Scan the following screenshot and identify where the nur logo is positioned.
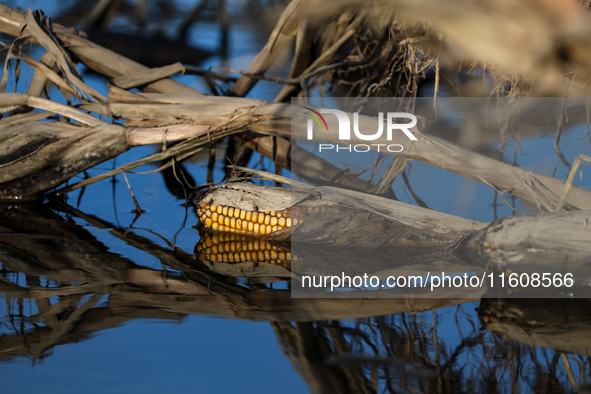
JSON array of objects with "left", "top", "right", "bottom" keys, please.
[{"left": 302, "top": 107, "right": 418, "bottom": 153}]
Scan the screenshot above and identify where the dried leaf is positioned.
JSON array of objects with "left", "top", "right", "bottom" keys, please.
[{"left": 24, "top": 9, "right": 106, "bottom": 103}]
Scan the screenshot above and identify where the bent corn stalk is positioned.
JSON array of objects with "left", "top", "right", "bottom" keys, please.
[{"left": 75, "top": 94, "right": 591, "bottom": 210}]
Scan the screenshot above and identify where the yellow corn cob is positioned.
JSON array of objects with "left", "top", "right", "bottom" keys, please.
[{"left": 196, "top": 202, "right": 299, "bottom": 236}]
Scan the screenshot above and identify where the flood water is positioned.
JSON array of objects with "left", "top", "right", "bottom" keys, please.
[{"left": 1, "top": 1, "right": 591, "bottom": 393}]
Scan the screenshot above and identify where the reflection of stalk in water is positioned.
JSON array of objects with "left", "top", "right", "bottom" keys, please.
[
  {"left": 0, "top": 202, "right": 471, "bottom": 361},
  {"left": 1, "top": 203, "right": 591, "bottom": 391},
  {"left": 273, "top": 303, "right": 591, "bottom": 393}
]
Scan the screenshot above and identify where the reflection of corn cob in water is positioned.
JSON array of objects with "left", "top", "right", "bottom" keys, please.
[
  {"left": 196, "top": 201, "right": 299, "bottom": 236},
  {"left": 195, "top": 233, "right": 292, "bottom": 267}
]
